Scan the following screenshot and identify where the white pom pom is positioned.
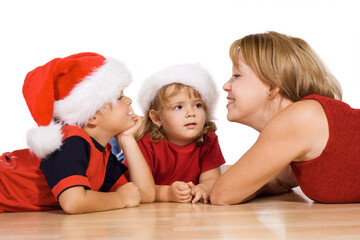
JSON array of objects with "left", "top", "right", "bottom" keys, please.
[{"left": 26, "top": 123, "right": 63, "bottom": 159}]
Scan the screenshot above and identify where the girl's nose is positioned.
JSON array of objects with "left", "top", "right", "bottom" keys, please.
[{"left": 186, "top": 108, "right": 195, "bottom": 117}]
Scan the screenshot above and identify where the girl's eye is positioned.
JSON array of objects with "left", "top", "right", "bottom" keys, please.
[
  {"left": 195, "top": 103, "right": 203, "bottom": 108},
  {"left": 174, "top": 105, "right": 182, "bottom": 110}
]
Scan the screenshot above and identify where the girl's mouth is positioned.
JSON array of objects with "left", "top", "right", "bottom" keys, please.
[{"left": 185, "top": 122, "right": 197, "bottom": 127}]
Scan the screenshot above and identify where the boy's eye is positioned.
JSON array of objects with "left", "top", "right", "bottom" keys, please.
[{"left": 174, "top": 105, "right": 182, "bottom": 110}]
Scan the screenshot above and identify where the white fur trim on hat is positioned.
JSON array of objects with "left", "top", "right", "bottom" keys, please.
[
  {"left": 54, "top": 57, "right": 132, "bottom": 127},
  {"left": 26, "top": 122, "right": 63, "bottom": 159},
  {"left": 138, "top": 64, "right": 219, "bottom": 119}
]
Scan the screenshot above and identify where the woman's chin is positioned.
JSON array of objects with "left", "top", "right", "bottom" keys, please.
[{"left": 226, "top": 114, "right": 237, "bottom": 122}]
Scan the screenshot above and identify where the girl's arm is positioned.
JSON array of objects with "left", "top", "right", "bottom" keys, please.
[
  {"left": 155, "top": 182, "right": 192, "bottom": 202},
  {"left": 117, "top": 115, "right": 156, "bottom": 203},
  {"left": 210, "top": 101, "right": 328, "bottom": 205},
  {"left": 190, "top": 167, "right": 221, "bottom": 203},
  {"left": 58, "top": 183, "right": 140, "bottom": 214}
]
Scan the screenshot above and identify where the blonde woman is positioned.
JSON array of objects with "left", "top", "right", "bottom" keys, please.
[{"left": 211, "top": 31, "right": 360, "bottom": 204}]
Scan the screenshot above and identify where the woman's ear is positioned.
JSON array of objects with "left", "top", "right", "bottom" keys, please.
[
  {"left": 149, "top": 109, "right": 162, "bottom": 127},
  {"left": 268, "top": 86, "right": 280, "bottom": 99}
]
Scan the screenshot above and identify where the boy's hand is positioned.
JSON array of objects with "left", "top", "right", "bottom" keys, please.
[
  {"left": 117, "top": 115, "right": 142, "bottom": 142},
  {"left": 188, "top": 182, "right": 210, "bottom": 204},
  {"left": 169, "top": 181, "right": 192, "bottom": 203},
  {"left": 115, "top": 182, "right": 141, "bottom": 208}
]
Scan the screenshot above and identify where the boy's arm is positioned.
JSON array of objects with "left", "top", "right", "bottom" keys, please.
[
  {"left": 58, "top": 183, "right": 140, "bottom": 214},
  {"left": 190, "top": 167, "right": 221, "bottom": 203},
  {"left": 117, "top": 116, "right": 156, "bottom": 203}
]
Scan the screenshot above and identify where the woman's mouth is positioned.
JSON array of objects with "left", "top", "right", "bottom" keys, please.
[{"left": 227, "top": 97, "right": 235, "bottom": 106}]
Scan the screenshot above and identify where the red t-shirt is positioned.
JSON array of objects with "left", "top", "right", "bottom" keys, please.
[
  {"left": 138, "top": 131, "right": 225, "bottom": 185},
  {"left": 290, "top": 94, "right": 360, "bottom": 203},
  {"left": 0, "top": 125, "right": 127, "bottom": 212}
]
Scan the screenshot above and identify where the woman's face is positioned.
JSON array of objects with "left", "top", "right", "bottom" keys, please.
[{"left": 223, "top": 53, "right": 271, "bottom": 130}]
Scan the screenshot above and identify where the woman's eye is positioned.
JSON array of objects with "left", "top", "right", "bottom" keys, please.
[
  {"left": 117, "top": 96, "right": 123, "bottom": 100},
  {"left": 174, "top": 105, "right": 182, "bottom": 110},
  {"left": 233, "top": 74, "right": 241, "bottom": 78}
]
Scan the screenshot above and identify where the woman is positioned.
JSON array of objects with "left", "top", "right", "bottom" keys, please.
[{"left": 210, "top": 31, "right": 360, "bottom": 204}]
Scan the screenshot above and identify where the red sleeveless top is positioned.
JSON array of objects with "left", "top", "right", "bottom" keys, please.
[{"left": 290, "top": 94, "right": 360, "bottom": 203}]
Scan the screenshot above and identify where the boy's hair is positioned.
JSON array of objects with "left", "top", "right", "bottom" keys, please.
[
  {"left": 229, "top": 31, "right": 342, "bottom": 101},
  {"left": 136, "top": 83, "right": 217, "bottom": 144}
]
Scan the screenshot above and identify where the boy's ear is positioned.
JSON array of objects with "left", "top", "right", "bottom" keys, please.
[
  {"left": 149, "top": 109, "right": 162, "bottom": 127},
  {"left": 87, "top": 116, "right": 98, "bottom": 127}
]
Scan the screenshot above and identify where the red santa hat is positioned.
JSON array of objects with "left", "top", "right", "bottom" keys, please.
[
  {"left": 23, "top": 52, "right": 132, "bottom": 158},
  {"left": 138, "top": 63, "right": 219, "bottom": 119}
]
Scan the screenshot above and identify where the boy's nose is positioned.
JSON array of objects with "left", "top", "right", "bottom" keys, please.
[{"left": 124, "top": 96, "right": 132, "bottom": 104}]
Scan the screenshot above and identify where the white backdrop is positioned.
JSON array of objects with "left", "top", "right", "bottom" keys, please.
[{"left": 1, "top": 0, "right": 359, "bottom": 164}]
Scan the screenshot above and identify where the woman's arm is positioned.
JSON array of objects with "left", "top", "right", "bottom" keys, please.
[
  {"left": 210, "top": 101, "right": 327, "bottom": 205},
  {"left": 117, "top": 116, "right": 156, "bottom": 203},
  {"left": 190, "top": 167, "right": 221, "bottom": 203}
]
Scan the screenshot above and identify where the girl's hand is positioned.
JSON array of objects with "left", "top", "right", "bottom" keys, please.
[
  {"left": 169, "top": 181, "right": 192, "bottom": 203},
  {"left": 188, "top": 182, "right": 210, "bottom": 204}
]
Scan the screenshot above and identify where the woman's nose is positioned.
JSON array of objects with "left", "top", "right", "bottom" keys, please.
[{"left": 223, "top": 79, "right": 231, "bottom": 92}]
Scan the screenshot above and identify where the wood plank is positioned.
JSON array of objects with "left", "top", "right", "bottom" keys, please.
[{"left": 0, "top": 187, "right": 359, "bottom": 239}]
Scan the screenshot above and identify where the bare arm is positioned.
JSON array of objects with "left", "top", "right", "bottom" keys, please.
[
  {"left": 211, "top": 101, "right": 326, "bottom": 205},
  {"left": 190, "top": 167, "right": 221, "bottom": 203},
  {"left": 155, "top": 182, "right": 192, "bottom": 202},
  {"left": 58, "top": 183, "right": 140, "bottom": 214},
  {"left": 117, "top": 115, "right": 156, "bottom": 203}
]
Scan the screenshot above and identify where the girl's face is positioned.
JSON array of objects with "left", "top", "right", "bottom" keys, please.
[
  {"left": 223, "top": 53, "right": 271, "bottom": 131},
  {"left": 154, "top": 85, "right": 206, "bottom": 146},
  {"left": 95, "top": 92, "right": 135, "bottom": 135}
]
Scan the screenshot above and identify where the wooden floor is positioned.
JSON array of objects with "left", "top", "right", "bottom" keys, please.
[{"left": 0, "top": 187, "right": 359, "bottom": 240}]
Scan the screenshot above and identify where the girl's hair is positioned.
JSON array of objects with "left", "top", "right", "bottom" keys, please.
[
  {"left": 229, "top": 31, "right": 342, "bottom": 101},
  {"left": 135, "top": 83, "right": 217, "bottom": 144}
]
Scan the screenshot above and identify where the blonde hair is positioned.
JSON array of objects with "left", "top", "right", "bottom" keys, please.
[
  {"left": 136, "top": 83, "right": 217, "bottom": 144},
  {"left": 229, "top": 31, "right": 342, "bottom": 101}
]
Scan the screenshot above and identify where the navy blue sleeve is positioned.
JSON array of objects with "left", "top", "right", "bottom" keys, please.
[
  {"left": 99, "top": 153, "right": 128, "bottom": 192},
  {"left": 40, "top": 136, "right": 91, "bottom": 190}
]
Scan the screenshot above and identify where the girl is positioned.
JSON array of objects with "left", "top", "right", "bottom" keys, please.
[
  {"left": 136, "top": 64, "right": 226, "bottom": 203},
  {"left": 211, "top": 31, "right": 360, "bottom": 204},
  {"left": 0, "top": 52, "right": 155, "bottom": 213}
]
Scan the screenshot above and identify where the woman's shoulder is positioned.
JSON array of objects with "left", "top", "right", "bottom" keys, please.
[
  {"left": 262, "top": 97, "right": 329, "bottom": 162},
  {"left": 277, "top": 97, "right": 326, "bottom": 125}
]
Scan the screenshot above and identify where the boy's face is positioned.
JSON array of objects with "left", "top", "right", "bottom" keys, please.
[
  {"left": 156, "top": 86, "right": 206, "bottom": 146},
  {"left": 95, "top": 92, "right": 135, "bottom": 136}
]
